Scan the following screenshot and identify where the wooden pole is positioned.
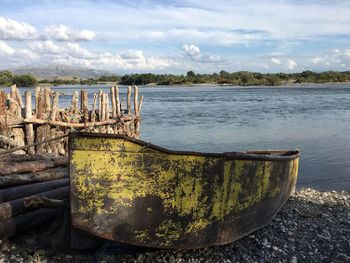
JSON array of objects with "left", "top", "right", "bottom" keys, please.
[
  {"left": 81, "top": 90, "right": 88, "bottom": 123},
  {"left": 134, "top": 85, "right": 139, "bottom": 115},
  {"left": 44, "top": 87, "right": 51, "bottom": 117},
  {"left": 9, "top": 85, "right": 19, "bottom": 116},
  {"left": 101, "top": 92, "right": 106, "bottom": 121},
  {"left": 50, "top": 92, "right": 59, "bottom": 121},
  {"left": 110, "top": 86, "right": 116, "bottom": 118},
  {"left": 115, "top": 86, "right": 121, "bottom": 116},
  {"left": 138, "top": 95, "right": 143, "bottom": 116},
  {"left": 91, "top": 93, "right": 98, "bottom": 122},
  {"left": 127, "top": 86, "right": 131, "bottom": 114},
  {"left": 15, "top": 87, "right": 24, "bottom": 117},
  {"left": 70, "top": 91, "right": 79, "bottom": 116},
  {"left": 0, "top": 90, "right": 6, "bottom": 116},
  {"left": 98, "top": 89, "right": 103, "bottom": 121},
  {"left": 7, "top": 116, "right": 133, "bottom": 129},
  {"left": 35, "top": 87, "right": 40, "bottom": 116},
  {"left": 105, "top": 93, "right": 110, "bottom": 120},
  {"left": 35, "top": 88, "right": 46, "bottom": 154},
  {"left": 24, "top": 91, "right": 34, "bottom": 154}
]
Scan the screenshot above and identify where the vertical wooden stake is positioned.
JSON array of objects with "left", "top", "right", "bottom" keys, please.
[
  {"left": 91, "top": 93, "right": 98, "bottom": 122},
  {"left": 44, "top": 87, "right": 51, "bottom": 118},
  {"left": 0, "top": 90, "right": 6, "bottom": 116},
  {"left": 127, "top": 86, "right": 131, "bottom": 114},
  {"left": 138, "top": 95, "right": 143, "bottom": 116},
  {"left": 98, "top": 90, "right": 103, "bottom": 121},
  {"left": 133, "top": 85, "right": 139, "bottom": 115},
  {"left": 50, "top": 92, "right": 59, "bottom": 121},
  {"left": 35, "top": 87, "right": 40, "bottom": 117},
  {"left": 70, "top": 91, "right": 79, "bottom": 116},
  {"left": 115, "top": 86, "right": 121, "bottom": 116},
  {"left": 81, "top": 90, "right": 88, "bottom": 123},
  {"left": 105, "top": 93, "right": 110, "bottom": 120},
  {"left": 110, "top": 86, "right": 117, "bottom": 118},
  {"left": 24, "top": 91, "right": 34, "bottom": 154},
  {"left": 9, "top": 85, "right": 19, "bottom": 116},
  {"left": 16, "top": 88, "right": 24, "bottom": 109},
  {"left": 101, "top": 92, "right": 106, "bottom": 121}
]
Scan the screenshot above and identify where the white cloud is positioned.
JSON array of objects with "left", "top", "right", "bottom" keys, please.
[
  {"left": 29, "top": 40, "right": 63, "bottom": 54},
  {"left": 182, "top": 44, "right": 200, "bottom": 57},
  {"left": 0, "top": 17, "right": 37, "bottom": 40},
  {"left": 270, "top": 58, "right": 281, "bottom": 64},
  {"left": 310, "top": 49, "right": 350, "bottom": 69},
  {"left": 43, "top": 24, "right": 95, "bottom": 41},
  {"left": 64, "top": 43, "right": 94, "bottom": 58},
  {"left": 0, "top": 41, "right": 15, "bottom": 55},
  {"left": 287, "top": 59, "right": 297, "bottom": 70},
  {"left": 120, "top": 50, "right": 144, "bottom": 60}
]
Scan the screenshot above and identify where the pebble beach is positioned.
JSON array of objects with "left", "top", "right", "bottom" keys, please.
[{"left": 0, "top": 188, "right": 349, "bottom": 263}]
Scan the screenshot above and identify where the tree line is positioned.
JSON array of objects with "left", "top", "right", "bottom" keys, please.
[
  {"left": 1, "top": 69, "right": 350, "bottom": 87},
  {"left": 0, "top": 70, "right": 37, "bottom": 87}
]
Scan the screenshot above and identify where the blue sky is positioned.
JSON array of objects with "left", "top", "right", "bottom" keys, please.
[{"left": 0, "top": 0, "right": 349, "bottom": 74}]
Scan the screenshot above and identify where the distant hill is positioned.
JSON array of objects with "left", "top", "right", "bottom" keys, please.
[{"left": 11, "top": 64, "right": 112, "bottom": 79}]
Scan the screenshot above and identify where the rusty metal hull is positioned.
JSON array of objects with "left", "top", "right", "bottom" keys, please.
[{"left": 69, "top": 132, "right": 300, "bottom": 249}]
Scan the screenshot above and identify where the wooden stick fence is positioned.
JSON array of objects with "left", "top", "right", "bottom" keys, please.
[{"left": 0, "top": 85, "right": 143, "bottom": 156}]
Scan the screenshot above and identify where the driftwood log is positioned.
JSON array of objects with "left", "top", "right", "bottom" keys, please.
[
  {"left": 0, "top": 178, "right": 69, "bottom": 202},
  {"left": 0, "top": 167, "right": 68, "bottom": 187},
  {"left": 0, "top": 157, "right": 68, "bottom": 175},
  {"left": 0, "top": 208, "right": 59, "bottom": 239},
  {"left": 0, "top": 186, "right": 69, "bottom": 221}
]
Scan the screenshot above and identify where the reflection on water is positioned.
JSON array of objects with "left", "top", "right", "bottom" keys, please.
[{"left": 16, "top": 84, "right": 350, "bottom": 190}]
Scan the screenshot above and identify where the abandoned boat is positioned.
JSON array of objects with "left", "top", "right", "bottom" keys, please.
[{"left": 69, "top": 132, "right": 300, "bottom": 249}]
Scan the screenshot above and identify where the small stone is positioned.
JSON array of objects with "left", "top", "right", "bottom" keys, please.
[
  {"left": 262, "top": 238, "right": 268, "bottom": 246},
  {"left": 289, "top": 256, "right": 297, "bottom": 263},
  {"left": 137, "top": 254, "right": 144, "bottom": 262},
  {"left": 169, "top": 255, "right": 175, "bottom": 263},
  {"left": 272, "top": 246, "right": 278, "bottom": 251}
]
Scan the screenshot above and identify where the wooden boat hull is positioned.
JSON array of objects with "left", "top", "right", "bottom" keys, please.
[{"left": 69, "top": 133, "right": 300, "bottom": 249}]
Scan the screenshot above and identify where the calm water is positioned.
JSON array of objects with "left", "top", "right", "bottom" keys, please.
[{"left": 17, "top": 84, "right": 350, "bottom": 190}]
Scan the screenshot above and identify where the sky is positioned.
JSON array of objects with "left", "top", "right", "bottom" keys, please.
[{"left": 0, "top": 0, "right": 350, "bottom": 74}]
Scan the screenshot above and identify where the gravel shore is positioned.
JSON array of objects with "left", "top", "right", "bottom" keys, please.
[{"left": 1, "top": 188, "right": 349, "bottom": 263}]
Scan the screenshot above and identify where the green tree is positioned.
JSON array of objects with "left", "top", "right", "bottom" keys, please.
[
  {"left": 13, "top": 74, "right": 37, "bottom": 87},
  {"left": 0, "top": 70, "right": 13, "bottom": 86}
]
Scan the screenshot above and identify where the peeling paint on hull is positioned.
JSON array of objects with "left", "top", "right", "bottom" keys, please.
[{"left": 69, "top": 133, "right": 300, "bottom": 249}]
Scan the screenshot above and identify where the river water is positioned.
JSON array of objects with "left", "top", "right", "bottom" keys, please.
[{"left": 17, "top": 84, "right": 350, "bottom": 191}]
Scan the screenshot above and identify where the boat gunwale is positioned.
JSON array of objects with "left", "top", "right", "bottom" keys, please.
[{"left": 69, "top": 132, "right": 300, "bottom": 162}]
